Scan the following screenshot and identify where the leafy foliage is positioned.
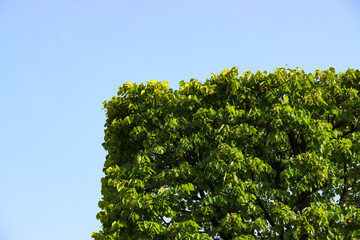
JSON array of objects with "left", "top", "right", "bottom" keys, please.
[{"left": 93, "top": 67, "right": 360, "bottom": 239}]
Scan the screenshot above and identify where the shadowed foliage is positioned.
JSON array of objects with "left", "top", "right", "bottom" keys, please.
[{"left": 93, "top": 67, "right": 360, "bottom": 239}]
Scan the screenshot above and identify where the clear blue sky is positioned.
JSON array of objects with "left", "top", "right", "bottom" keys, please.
[{"left": 0, "top": 0, "right": 359, "bottom": 239}]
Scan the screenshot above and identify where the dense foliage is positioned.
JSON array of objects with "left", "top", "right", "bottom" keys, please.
[{"left": 93, "top": 67, "right": 360, "bottom": 239}]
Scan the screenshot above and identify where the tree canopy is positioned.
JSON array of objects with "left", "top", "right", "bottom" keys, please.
[{"left": 92, "top": 67, "right": 360, "bottom": 239}]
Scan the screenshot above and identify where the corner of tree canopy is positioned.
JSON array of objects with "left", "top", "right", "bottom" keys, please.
[{"left": 93, "top": 67, "right": 360, "bottom": 240}]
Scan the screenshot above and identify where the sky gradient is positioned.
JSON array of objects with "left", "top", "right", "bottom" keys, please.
[{"left": 0, "top": 1, "right": 360, "bottom": 239}]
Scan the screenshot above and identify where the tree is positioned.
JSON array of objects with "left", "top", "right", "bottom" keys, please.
[{"left": 92, "top": 67, "right": 360, "bottom": 239}]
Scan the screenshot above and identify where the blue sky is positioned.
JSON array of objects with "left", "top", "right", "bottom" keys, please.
[{"left": 0, "top": 0, "right": 359, "bottom": 239}]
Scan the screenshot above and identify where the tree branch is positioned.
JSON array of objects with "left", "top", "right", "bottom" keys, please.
[
  {"left": 339, "top": 162, "right": 348, "bottom": 206},
  {"left": 255, "top": 196, "right": 276, "bottom": 228},
  {"left": 332, "top": 120, "right": 348, "bottom": 130},
  {"left": 288, "top": 132, "right": 301, "bottom": 156},
  {"left": 291, "top": 184, "right": 328, "bottom": 212},
  {"left": 340, "top": 124, "right": 356, "bottom": 138},
  {"left": 160, "top": 215, "right": 169, "bottom": 227}
]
